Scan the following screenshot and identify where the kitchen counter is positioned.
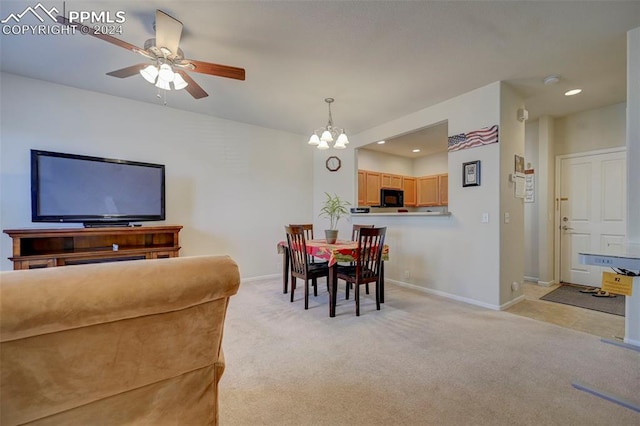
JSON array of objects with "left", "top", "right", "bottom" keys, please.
[{"left": 351, "top": 212, "right": 451, "bottom": 217}]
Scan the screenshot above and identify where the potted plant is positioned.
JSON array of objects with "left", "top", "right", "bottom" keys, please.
[{"left": 319, "top": 192, "right": 351, "bottom": 244}]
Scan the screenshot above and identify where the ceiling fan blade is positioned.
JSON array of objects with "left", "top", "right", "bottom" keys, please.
[
  {"left": 176, "top": 71, "right": 208, "bottom": 99},
  {"left": 184, "top": 59, "right": 246, "bottom": 81},
  {"left": 56, "top": 16, "right": 142, "bottom": 53},
  {"left": 155, "top": 10, "right": 183, "bottom": 55},
  {"left": 106, "top": 64, "right": 148, "bottom": 78}
]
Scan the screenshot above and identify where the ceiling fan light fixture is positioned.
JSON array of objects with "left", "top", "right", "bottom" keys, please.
[
  {"left": 155, "top": 78, "right": 171, "bottom": 91},
  {"left": 158, "top": 63, "right": 175, "bottom": 82},
  {"left": 172, "top": 73, "right": 188, "bottom": 90},
  {"left": 140, "top": 65, "right": 158, "bottom": 83}
]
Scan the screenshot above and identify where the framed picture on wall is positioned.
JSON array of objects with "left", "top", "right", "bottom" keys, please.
[{"left": 463, "top": 160, "right": 481, "bottom": 187}]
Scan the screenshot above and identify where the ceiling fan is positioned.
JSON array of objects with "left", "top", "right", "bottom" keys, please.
[{"left": 57, "top": 10, "right": 245, "bottom": 99}]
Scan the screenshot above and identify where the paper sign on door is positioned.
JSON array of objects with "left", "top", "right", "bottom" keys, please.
[{"left": 601, "top": 272, "right": 633, "bottom": 296}]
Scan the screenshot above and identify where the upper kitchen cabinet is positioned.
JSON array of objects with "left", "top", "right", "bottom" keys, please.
[
  {"left": 403, "top": 177, "right": 417, "bottom": 206},
  {"left": 381, "top": 173, "right": 403, "bottom": 189},
  {"left": 364, "top": 171, "right": 381, "bottom": 206},
  {"left": 417, "top": 173, "right": 448, "bottom": 206}
]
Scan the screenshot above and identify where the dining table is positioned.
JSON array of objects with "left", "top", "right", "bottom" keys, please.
[{"left": 277, "top": 239, "right": 390, "bottom": 317}]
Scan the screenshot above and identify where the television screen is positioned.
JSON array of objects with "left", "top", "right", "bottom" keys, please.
[{"left": 31, "top": 150, "right": 165, "bottom": 226}]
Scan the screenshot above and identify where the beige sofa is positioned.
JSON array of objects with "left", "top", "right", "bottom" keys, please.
[{"left": 0, "top": 255, "right": 240, "bottom": 426}]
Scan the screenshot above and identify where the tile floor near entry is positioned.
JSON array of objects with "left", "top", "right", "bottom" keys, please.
[{"left": 506, "top": 282, "right": 625, "bottom": 340}]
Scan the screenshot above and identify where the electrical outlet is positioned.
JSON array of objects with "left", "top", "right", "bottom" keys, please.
[
  {"left": 482, "top": 213, "right": 489, "bottom": 223},
  {"left": 504, "top": 212, "right": 510, "bottom": 224},
  {"left": 404, "top": 270, "right": 410, "bottom": 279},
  {"left": 511, "top": 281, "right": 520, "bottom": 291}
]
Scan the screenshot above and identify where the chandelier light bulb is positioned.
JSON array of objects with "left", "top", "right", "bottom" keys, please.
[
  {"left": 320, "top": 130, "right": 334, "bottom": 142},
  {"left": 317, "top": 140, "right": 330, "bottom": 150},
  {"left": 336, "top": 132, "right": 349, "bottom": 145},
  {"left": 308, "top": 134, "right": 320, "bottom": 145},
  {"left": 333, "top": 139, "right": 347, "bottom": 149},
  {"left": 140, "top": 65, "right": 158, "bottom": 84}
]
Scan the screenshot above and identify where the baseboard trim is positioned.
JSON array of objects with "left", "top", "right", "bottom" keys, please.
[
  {"left": 243, "top": 273, "right": 280, "bottom": 283},
  {"left": 524, "top": 276, "right": 538, "bottom": 283},
  {"left": 500, "top": 294, "right": 526, "bottom": 310},
  {"left": 601, "top": 338, "right": 640, "bottom": 353},
  {"left": 537, "top": 279, "right": 556, "bottom": 287},
  {"left": 387, "top": 279, "right": 504, "bottom": 311}
]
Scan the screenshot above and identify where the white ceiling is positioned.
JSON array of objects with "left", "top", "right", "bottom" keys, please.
[{"left": 1, "top": 1, "right": 639, "bottom": 151}]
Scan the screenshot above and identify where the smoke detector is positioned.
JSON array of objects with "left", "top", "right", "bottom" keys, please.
[{"left": 543, "top": 75, "right": 560, "bottom": 85}]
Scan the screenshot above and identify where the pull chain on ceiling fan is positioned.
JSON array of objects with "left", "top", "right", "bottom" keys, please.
[{"left": 57, "top": 10, "right": 245, "bottom": 100}]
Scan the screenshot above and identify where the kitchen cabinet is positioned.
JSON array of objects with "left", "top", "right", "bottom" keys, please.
[
  {"left": 381, "top": 173, "right": 403, "bottom": 190},
  {"left": 439, "top": 174, "right": 448, "bottom": 205},
  {"left": 357, "top": 170, "right": 366, "bottom": 205},
  {"left": 365, "top": 171, "right": 381, "bottom": 206},
  {"left": 417, "top": 173, "right": 448, "bottom": 206},
  {"left": 403, "top": 177, "right": 417, "bottom": 206},
  {"left": 359, "top": 169, "right": 445, "bottom": 207}
]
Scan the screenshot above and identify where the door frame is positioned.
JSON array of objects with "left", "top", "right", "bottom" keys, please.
[{"left": 553, "top": 147, "right": 626, "bottom": 284}]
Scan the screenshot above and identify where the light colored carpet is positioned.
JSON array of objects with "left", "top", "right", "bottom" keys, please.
[{"left": 219, "top": 279, "right": 640, "bottom": 425}]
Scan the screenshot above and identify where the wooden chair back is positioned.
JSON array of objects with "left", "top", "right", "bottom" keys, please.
[
  {"left": 351, "top": 224, "right": 374, "bottom": 241},
  {"left": 290, "top": 224, "right": 314, "bottom": 241},
  {"left": 285, "top": 225, "right": 309, "bottom": 277},
  {"left": 354, "top": 227, "right": 386, "bottom": 284}
]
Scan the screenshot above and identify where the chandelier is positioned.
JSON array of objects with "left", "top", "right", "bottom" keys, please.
[{"left": 307, "top": 98, "right": 349, "bottom": 150}]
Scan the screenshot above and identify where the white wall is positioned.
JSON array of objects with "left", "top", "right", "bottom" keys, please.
[
  {"left": 356, "top": 148, "right": 448, "bottom": 177},
  {"left": 554, "top": 102, "right": 627, "bottom": 156},
  {"left": 0, "top": 73, "right": 313, "bottom": 277},
  {"left": 315, "top": 82, "right": 512, "bottom": 309},
  {"left": 413, "top": 151, "right": 448, "bottom": 176},
  {"left": 524, "top": 121, "right": 539, "bottom": 281},
  {"left": 356, "top": 150, "right": 414, "bottom": 175},
  {"left": 499, "top": 83, "right": 525, "bottom": 305}
]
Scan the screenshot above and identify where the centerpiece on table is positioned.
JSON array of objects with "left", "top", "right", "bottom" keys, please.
[{"left": 319, "top": 192, "right": 350, "bottom": 244}]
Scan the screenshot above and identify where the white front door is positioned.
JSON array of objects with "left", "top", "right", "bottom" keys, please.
[{"left": 559, "top": 150, "right": 626, "bottom": 287}]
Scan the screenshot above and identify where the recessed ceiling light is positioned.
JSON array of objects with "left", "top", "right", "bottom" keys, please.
[
  {"left": 377, "top": 140, "right": 386, "bottom": 144},
  {"left": 543, "top": 75, "right": 560, "bottom": 85},
  {"left": 412, "top": 149, "right": 421, "bottom": 153},
  {"left": 564, "top": 88, "right": 582, "bottom": 96}
]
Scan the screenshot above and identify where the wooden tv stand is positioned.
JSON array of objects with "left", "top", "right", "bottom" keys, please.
[{"left": 3, "top": 225, "right": 182, "bottom": 270}]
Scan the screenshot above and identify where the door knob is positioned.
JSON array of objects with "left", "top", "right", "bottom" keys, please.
[{"left": 562, "top": 225, "right": 574, "bottom": 230}]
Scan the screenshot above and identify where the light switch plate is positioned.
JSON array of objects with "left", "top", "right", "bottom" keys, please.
[
  {"left": 482, "top": 213, "right": 489, "bottom": 223},
  {"left": 504, "top": 212, "right": 510, "bottom": 223}
]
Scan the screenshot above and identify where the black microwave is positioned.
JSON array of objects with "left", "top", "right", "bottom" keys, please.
[{"left": 380, "top": 189, "right": 404, "bottom": 207}]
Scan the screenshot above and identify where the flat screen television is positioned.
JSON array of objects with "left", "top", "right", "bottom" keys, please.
[{"left": 31, "top": 150, "right": 165, "bottom": 227}]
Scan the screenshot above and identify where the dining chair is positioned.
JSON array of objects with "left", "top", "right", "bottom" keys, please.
[
  {"left": 347, "top": 224, "right": 375, "bottom": 297},
  {"left": 336, "top": 227, "right": 386, "bottom": 316},
  {"left": 351, "top": 224, "right": 374, "bottom": 241},
  {"left": 285, "top": 225, "right": 329, "bottom": 309},
  {"left": 289, "top": 223, "right": 329, "bottom": 289}
]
